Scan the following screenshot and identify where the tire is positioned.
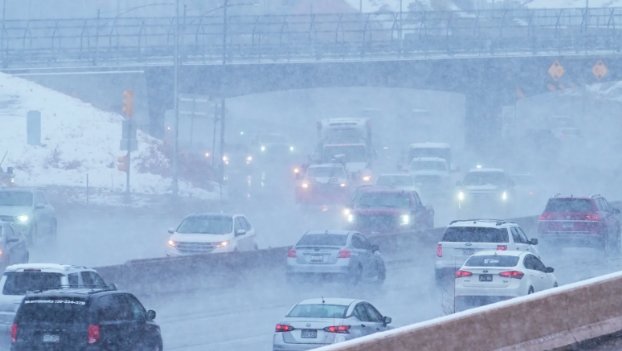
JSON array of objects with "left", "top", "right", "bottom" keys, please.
[
  {"left": 138, "top": 339, "right": 162, "bottom": 351},
  {"left": 527, "top": 286, "right": 534, "bottom": 295}
]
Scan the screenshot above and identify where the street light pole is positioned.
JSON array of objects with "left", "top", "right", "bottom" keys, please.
[
  {"left": 173, "top": 0, "right": 180, "bottom": 196},
  {"left": 219, "top": 0, "right": 229, "bottom": 198}
]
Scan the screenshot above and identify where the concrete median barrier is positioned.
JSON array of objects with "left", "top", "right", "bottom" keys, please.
[{"left": 316, "top": 271, "right": 622, "bottom": 351}]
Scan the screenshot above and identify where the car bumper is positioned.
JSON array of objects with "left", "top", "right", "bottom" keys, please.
[
  {"left": 287, "top": 264, "right": 351, "bottom": 275},
  {"left": 166, "top": 246, "right": 234, "bottom": 256}
]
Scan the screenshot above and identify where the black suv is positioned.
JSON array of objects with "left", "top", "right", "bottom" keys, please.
[{"left": 11, "top": 288, "right": 162, "bottom": 351}]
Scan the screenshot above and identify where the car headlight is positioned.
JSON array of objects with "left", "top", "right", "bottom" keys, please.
[
  {"left": 16, "top": 215, "right": 29, "bottom": 224},
  {"left": 260, "top": 145, "right": 266, "bottom": 152},
  {"left": 289, "top": 145, "right": 295, "bottom": 152},
  {"left": 400, "top": 214, "right": 411, "bottom": 226},
  {"left": 246, "top": 155, "right": 253, "bottom": 165},
  {"left": 167, "top": 239, "right": 177, "bottom": 248},
  {"left": 501, "top": 191, "right": 508, "bottom": 201},
  {"left": 362, "top": 175, "right": 372, "bottom": 182},
  {"left": 222, "top": 155, "right": 229, "bottom": 165},
  {"left": 216, "top": 240, "right": 229, "bottom": 248},
  {"left": 347, "top": 214, "right": 355, "bottom": 223},
  {"left": 457, "top": 191, "right": 465, "bottom": 201},
  {"left": 339, "top": 182, "right": 347, "bottom": 188},
  {"left": 342, "top": 208, "right": 351, "bottom": 217},
  {"left": 301, "top": 182, "right": 309, "bottom": 189}
]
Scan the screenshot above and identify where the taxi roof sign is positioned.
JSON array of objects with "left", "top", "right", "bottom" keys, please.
[{"left": 548, "top": 60, "right": 565, "bottom": 80}]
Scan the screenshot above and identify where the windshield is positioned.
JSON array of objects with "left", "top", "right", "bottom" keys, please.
[
  {"left": 355, "top": 192, "right": 410, "bottom": 209},
  {"left": 411, "top": 160, "right": 447, "bottom": 171},
  {"left": 0, "top": 192, "right": 33, "bottom": 207},
  {"left": 17, "top": 297, "right": 87, "bottom": 323},
  {"left": 545, "top": 199, "right": 595, "bottom": 212},
  {"left": 2, "top": 272, "right": 63, "bottom": 295},
  {"left": 177, "top": 216, "right": 233, "bottom": 234},
  {"left": 463, "top": 171, "right": 508, "bottom": 186},
  {"left": 306, "top": 166, "right": 345, "bottom": 178},
  {"left": 321, "top": 145, "right": 367, "bottom": 163},
  {"left": 465, "top": 255, "right": 519, "bottom": 267},
  {"left": 287, "top": 304, "right": 348, "bottom": 319},
  {"left": 376, "top": 175, "right": 413, "bottom": 187},
  {"left": 324, "top": 129, "right": 364, "bottom": 143},
  {"left": 409, "top": 148, "right": 450, "bottom": 162},
  {"left": 297, "top": 234, "right": 347, "bottom": 247},
  {"left": 442, "top": 227, "right": 509, "bottom": 243}
]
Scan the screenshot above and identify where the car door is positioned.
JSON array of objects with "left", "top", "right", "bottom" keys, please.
[
  {"left": 516, "top": 227, "right": 539, "bottom": 256},
  {"left": 95, "top": 294, "right": 136, "bottom": 350},
  {"left": 510, "top": 227, "right": 529, "bottom": 252},
  {"left": 241, "top": 216, "right": 256, "bottom": 250},
  {"left": 4, "top": 224, "right": 26, "bottom": 264},
  {"left": 352, "top": 303, "right": 373, "bottom": 337},
  {"left": 350, "top": 235, "right": 372, "bottom": 276},
  {"left": 410, "top": 193, "right": 425, "bottom": 227},
  {"left": 531, "top": 256, "right": 554, "bottom": 290},
  {"left": 522, "top": 255, "right": 541, "bottom": 292},
  {"left": 362, "top": 303, "right": 389, "bottom": 333},
  {"left": 125, "top": 294, "right": 152, "bottom": 348},
  {"left": 600, "top": 199, "right": 620, "bottom": 237}
]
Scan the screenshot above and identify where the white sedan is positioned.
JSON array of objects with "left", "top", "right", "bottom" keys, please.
[{"left": 454, "top": 250, "right": 557, "bottom": 312}]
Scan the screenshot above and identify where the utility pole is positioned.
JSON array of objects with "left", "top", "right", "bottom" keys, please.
[
  {"left": 173, "top": 0, "right": 180, "bottom": 196},
  {"left": 219, "top": 0, "right": 229, "bottom": 199}
]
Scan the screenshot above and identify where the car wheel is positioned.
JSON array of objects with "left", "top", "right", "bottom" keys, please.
[
  {"left": 553, "top": 281, "right": 558, "bottom": 288},
  {"left": 138, "top": 339, "right": 162, "bottom": 351},
  {"left": 527, "top": 286, "right": 534, "bottom": 295}
]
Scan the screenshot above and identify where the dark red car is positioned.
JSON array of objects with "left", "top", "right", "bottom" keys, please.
[
  {"left": 537, "top": 195, "right": 621, "bottom": 252},
  {"left": 344, "top": 187, "right": 434, "bottom": 235}
]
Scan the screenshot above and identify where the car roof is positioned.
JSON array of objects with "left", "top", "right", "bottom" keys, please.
[
  {"left": 24, "top": 287, "right": 119, "bottom": 299},
  {"left": 410, "top": 157, "right": 448, "bottom": 163},
  {"left": 308, "top": 163, "right": 345, "bottom": 169},
  {"left": 322, "top": 143, "right": 367, "bottom": 147},
  {"left": 304, "top": 230, "right": 355, "bottom": 236},
  {"left": 409, "top": 142, "right": 450, "bottom": 149},
  {"left": 357, "top": 186, "right": 412, "bottom": 194},
  {"left": 448, "top": 219, "right": 516, "bottom": 228},
  {"left": 470, "top": 250, "right": 527, "bottom": 258},
  {"left": 377, "top": 173, "right": 412, "bottom": 178},
  {"left": 549, "top": 195, "right": 593, "bottom": 200},
  {"left": 185, "top": 213, "right": 240, "bottom": 218},
  {"left": 296, "top": 297, "right": 361, "bottom": 306},
  {"left": 5, "top": 263, "right": 96, "bottom": 273},
  {"left": 467, "top": 168, "right": 505, "bottom": 173}
]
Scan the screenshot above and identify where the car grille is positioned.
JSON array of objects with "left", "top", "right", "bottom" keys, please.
[
  {"left": 357, "top": 214, "right": 398, "bottom": 231},
  {"left": 0, "top": 215, "right": 14, "bottom": 222},
  {"left": 175, "top": 242, "right": 217, "bottom": 253}
]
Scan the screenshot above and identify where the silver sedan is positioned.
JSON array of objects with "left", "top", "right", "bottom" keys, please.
[
  {"left": 286, "top": 231, "right": 385, "bottom": 285},
  {"left": 272, "top": 297, "right": 392, "bottom": 351}
]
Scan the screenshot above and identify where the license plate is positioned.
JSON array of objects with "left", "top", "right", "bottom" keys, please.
[
  {"left": 310, "top": 255, "right": 324, "bottom": 263},
  {"left": 462, "top": 249, "right": 475, "bottom": 256},
  {"left": 479, "top": 274, "right": 493, "bottom": 282},
  {"left": 301, "top": 329, "right": 317, "bottom": 338},
  {"left": 42, "top": 334, "right": 60, "bottom": 343}
]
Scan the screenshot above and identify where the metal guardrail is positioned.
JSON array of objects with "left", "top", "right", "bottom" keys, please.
[{"left": 0, "top": 7, "right": 621, "bottom": 70}]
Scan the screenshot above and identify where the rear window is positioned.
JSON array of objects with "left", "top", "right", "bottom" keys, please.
[
  {"left": 465, "top": 255, "right": 519, "bottom": 267},
  {"left": 545, "top": 199, "right": 595, "bottom": 212},
  {"left": 442, "top": 227, "right": 509, "bottom": 243},
  {"left": 17, "top": 297, "right": 88, "bottom": 323},
  {"left": 2, "top": 272, "right": 63, "bottom": 295},
  {"left": 287, "top": 304, "right": 348, "bottom": 319},
  {"left": 297, "top": 234, "right": 347, "bottom": 247}
]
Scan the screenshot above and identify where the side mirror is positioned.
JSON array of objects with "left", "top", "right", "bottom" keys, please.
[
  {"left": 371, "top": 244, "right": 380, "bottom": 252},
  {"left": 167, "top": 228, "right": 175, "bottom": 234},
  {"left": 529, "top": 238, "right": 538, "bottom": 245},
  {"left": 235, "top": 229, "right": 246, "bottom": 236},
  {"left": 107, "top": 283, "right": 118, "bottom": 290},
  {"left": 545, "top": 267, "right": 555, "bottom": 273},
  {"left": 383, "top": 316, "right": 392, "bottom": 326},
  {"left": 146, "top": 309, "right": 156, "bottom": 321}
]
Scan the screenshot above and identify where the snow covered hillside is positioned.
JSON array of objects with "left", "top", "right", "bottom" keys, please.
[{"left": 0, "top": 73, "right": 217, "bottom": 202}]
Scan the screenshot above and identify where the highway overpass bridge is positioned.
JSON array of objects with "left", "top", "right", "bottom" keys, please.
[{"left": 2, "top": 6, "right": 622, "bottom": 148}]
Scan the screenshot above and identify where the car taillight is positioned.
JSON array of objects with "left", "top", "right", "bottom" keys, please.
[
  {"left": 496, "top": 245, "right": 507, "bottom": 251},
  {"left": 436, "top": 243, "right": 443, "bottom": 257},
  {"left": 538, "top": 212, "right": 552, "bottom": 220},
  {"left": 87, "top": 324, "right": 100, "bottom": 344},
  {"left": 324, "top": 325, "right": 350, "bottom": 333},
  {"left": 338, "top": 248, "right": 351, "bottom": 258},
  {"left": 10, "top": 323, "right": 17, "bottom": 343},
  {"left": 585, "top": 213, "right": 601, "bottom": 221},
  {"left": 455, "top": 270, "right": 472, "bottom": 278},
  {"left": 499, "top": 270, "right": 524, "bottom": 279},
  {"left": 287, "top": 248, "right": 297, "bottom": 258},
  {"left": 275, "top": 324, "right": 295, "bottom": 332}
]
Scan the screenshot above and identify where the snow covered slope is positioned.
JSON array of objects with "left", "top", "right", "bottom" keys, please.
[{"left": 0, "top": 73, "right": 216, "bottom": 201}]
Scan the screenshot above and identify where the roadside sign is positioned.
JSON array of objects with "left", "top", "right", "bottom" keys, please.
[
  {"left": 548, "top": 60, "right": 565, "bottom": 80},
  {"left": 592, "top": 60, "right": 608, "bottom": 80}
]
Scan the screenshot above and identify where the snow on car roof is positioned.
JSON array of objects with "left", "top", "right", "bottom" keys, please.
[
  {"left": 448, "top": 219, "right": 517, "bottom": 228},
  {"left": 469, "top": 250, "right": 526, "bottom": 258},
  {"left": 410, "top": 157, "right": 448, "bottom": 163},
  {"left": 297, "top": 297, "right": 360, "bottom": 306},
  {"left": 308, "top": 163, "right": 345, "bottom": 169},
  {"left": 6, "top": 263, "right": 94, "bottom": 273},
  {"left": 467, "top": 167, "right": 505, "bottom": 173}
]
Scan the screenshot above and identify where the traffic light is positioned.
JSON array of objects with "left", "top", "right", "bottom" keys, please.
[
  {"left": 122, "top": 90, "right": 134, "bottom": 117},
  {"left": 117, "top": 154, "right": 129, "bottom": 172}
]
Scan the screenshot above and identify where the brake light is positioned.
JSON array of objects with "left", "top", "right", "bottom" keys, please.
[
  {"left": 499, "top": 270, "right": 524, "bottom": 279},
  {"left": 87, "top": 324, "right": 100, "bottom": 344},
  {"left": 538, "top": 212, "right": 552, "bottom": 220},
  {"left": 436, "top": 243, "right": 443, "bottom": 257},
  {"left": 275, "top": 324, "right": 295, "bottom": 332},
  {"left": 324, "top": 325, "right": 350, "bottom": 333},
  {"left": 585, "top": 213, "right": 601, "bottom": 221},
  {"left": 496, "top": 245, "right": 507, "bottom": 251},
  {"left": 10, "top": 323, "right": 17, "bottom": 343},
  {"left": 338, "top": 248, "right": 352, "bottom": 258},
  {"left": 287, "top": 248, "right": 297, "bottom": 258},
  {"left": 455, "top": 270, "right": 472, "bottom": 278}
]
